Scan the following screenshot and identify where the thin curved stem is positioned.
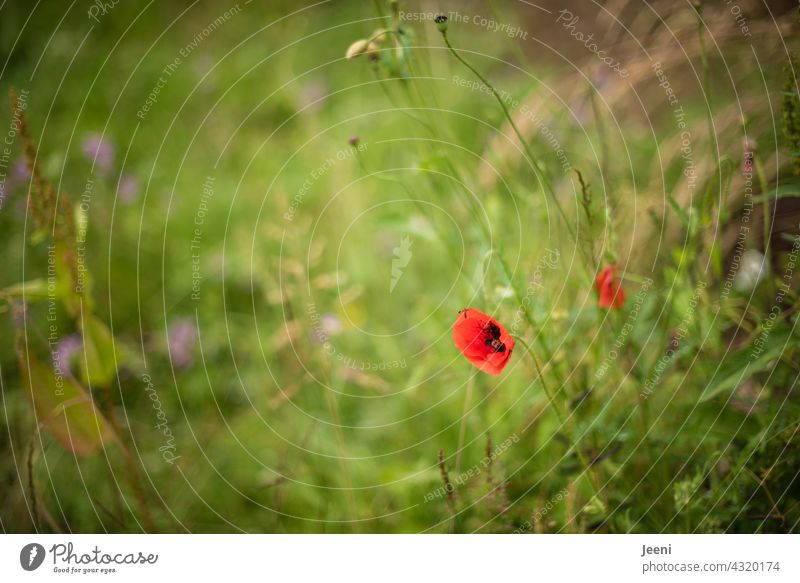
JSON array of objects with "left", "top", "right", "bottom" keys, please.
[
  {"left": 515, "top": 336, "right": 564, "bottom": 425},
  {"left": 515, "top": 336, "right": 603, "bottom": 501},
  {"left": 439, "top": 31, "right": 577, "bottom": 246}
]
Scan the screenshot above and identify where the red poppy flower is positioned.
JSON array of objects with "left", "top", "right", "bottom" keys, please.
[
  {"left": 595, "top": 265, "right": 625, "bottom": 309},
  {"left": 452, "top": 308, "right": 514, "bottom": 376}
]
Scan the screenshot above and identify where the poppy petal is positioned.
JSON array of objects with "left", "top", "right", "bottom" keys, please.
[{"left": 452, "top": 308, "right": 514, "bottom": 376}]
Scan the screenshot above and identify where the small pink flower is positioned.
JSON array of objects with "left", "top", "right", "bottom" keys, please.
[{"left": 82, "top": 132, "right": 114, "bottom": 174}]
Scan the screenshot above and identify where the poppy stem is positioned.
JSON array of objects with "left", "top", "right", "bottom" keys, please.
[
  {"left": 454, "top": 372, "right": 476, "bottom": 478},
  {"left": 515, "top": 336, "right": 604, "bottom": 503},
  {"left": 514, "top": 336, "right": 564, "bottom": 426}
]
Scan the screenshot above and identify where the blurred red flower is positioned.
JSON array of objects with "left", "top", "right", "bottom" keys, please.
[
  {"left": 595, "top": 265, "right": 625, "bottom": 309},
  {"left": 452, "top": 308, "right": 514, "bottom": 376}
]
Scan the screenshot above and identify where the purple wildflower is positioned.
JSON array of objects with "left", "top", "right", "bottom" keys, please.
[
  {"left": 320, "top": 313, "right": 342, "bottom": 336},
  {"left": 81, "top": 132, "right": 115, "bottom": 174},
  {"left": 168, "top": 318, "right": 197, "bottom": 368},
  {"left": 54, "top": 334, "right": 83, "bottom": 378},
  {"left": 9, "top": 159, "right": 30, "bottom": 190},
  {"left": 118, "top": 174, "right": 139, "bottom": 203}
]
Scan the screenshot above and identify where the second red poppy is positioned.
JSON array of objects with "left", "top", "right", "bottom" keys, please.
[{"left": 595, "top": 265, "right": 625, "bottom": 309}]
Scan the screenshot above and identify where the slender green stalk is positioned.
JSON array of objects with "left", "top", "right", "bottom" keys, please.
[
  {"left": 95, "top": 377, "right": 156, "bottom": 532},
  {"left": 371, "top": 0, "right": 385, "bottom": 22},
  {"left": 515, "top": 336, "right": 602, "bottom": 500},
  {"left": 516, "top": 336, "right": 564, "bottom": 425},
  {"left": 589, "top": 89, "right": 611, "bottom": 191},
  {"left": 487, "top": 0, "right": 531, "bottom": 69},
  {"left": 367, "top": 56, "right": 492, "bottom": 243},
  {"left": 754, "top": 155, "right": 773, "bottom": 288},
  {"left": 322, "top": 372, "right": 360, "bottom": 533},
  {"left": 454, "top": 373, "right": 475, "bottom": 477},
  {"left": 27, "top": 436, "right": 40, "bottom": 531},
  {"left": 438, "top": 29, "right": 578, "bottom": 248},
  {"left": 695, "top": 6, "right": 718, "bottom": 173}
]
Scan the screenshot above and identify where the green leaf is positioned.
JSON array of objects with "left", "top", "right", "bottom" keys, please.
[
  {"left": 699, "top": 328, "right": 794, "bottom": 402},
  {"left": 79, "top": 314, "right": 119, "bottom": 387},
  {"left": 667, "top": 194, "right": 690, "bottom": 227},
  {"left": 17, "top": 340, "right": 116, "bottom": 456},
  {"left": 751, "top": 183, "right": 800, "bottom": 204},
  {"left": 0, "top": 279, "right": 49, "bottom": 302},
  {"left": 53, "top": 240, "right": 91, "bottom": 317}
]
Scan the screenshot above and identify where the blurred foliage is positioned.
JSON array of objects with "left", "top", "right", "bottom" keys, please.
[{"left": 0, "top": 0, "right": 799, "bottom": 533}]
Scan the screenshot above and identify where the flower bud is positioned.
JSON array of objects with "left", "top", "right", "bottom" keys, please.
[
  {"left": 434, "top": 14, "right": 448, "bottom": 33},
  {"left": 371, "top": 28, "right": 389, "bottom": 43},
  {"left": 346, "top": 39, "right": 369, "bottom": 60}
]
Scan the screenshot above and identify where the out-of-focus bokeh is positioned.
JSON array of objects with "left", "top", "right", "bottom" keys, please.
[{"left": 1, "top": 0, "right": 799, "bottom": 533}]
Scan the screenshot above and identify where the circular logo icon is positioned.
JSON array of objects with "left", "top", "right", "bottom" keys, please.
[{"left": 20, "top": 543, "right": 46, "bottom": 571}]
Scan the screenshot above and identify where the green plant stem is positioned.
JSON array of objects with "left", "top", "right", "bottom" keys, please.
[
  {"left": 589, "top": 88, "right": 611, "bottom": 191},
  {"left": 516, "top": 337, "right": 564, "bottom": 425},
  {"left": 396, "top": 34, "right": 581, "bottom": 336},
  {"left": 95, "top": 374, "right": 156, "bottom": 532},
  {"left": 117, "top": 429, "right": 157, "bottom": 533},
  {"left": 319, "top": 359, "right": 360, "bottom": 533},
  {"left": 439, "top": 31, "right": 579, "bottom": 249},
  {"left": 695, "top": 7, "right": 718, "bottom": 176},
  {"left": 454, "top": 373, "right": 475, "bottom": 478},
  {"left": 515, "top": 336, "right": 602, "bottom": 500},
  {"left": 487, "top": 0, "right": 531, "bottom": 69},
  {"left": 491, "top": 249, "right": 567, "bottom": 390},
  {"left": 369, "top": 64, "right": 491, "bottom": 242},
  {"left": 27, "top": 436, "right": 40, "bottom": 531},
  {"left": 371, "top": 0, "right": 385, "bottom": 22},
  {"left": 754, "top": 155, "right": 773, "bottom": 287}
]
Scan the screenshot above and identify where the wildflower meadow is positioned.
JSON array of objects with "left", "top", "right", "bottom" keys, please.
[{"left": 1, "top": 0, "right": 799, "bottom": 543}]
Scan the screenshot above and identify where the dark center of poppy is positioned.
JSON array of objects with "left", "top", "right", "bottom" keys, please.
[
  {"left": 485, "top": 337, "right": 506, "bottom": 353},
  {"left": 483, "top": 322, "right": 506, "bottom": 353}
]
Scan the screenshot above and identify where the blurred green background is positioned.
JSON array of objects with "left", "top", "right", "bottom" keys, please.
[{"left": 1, "top": 0, "right": 799, "bottom": 533}]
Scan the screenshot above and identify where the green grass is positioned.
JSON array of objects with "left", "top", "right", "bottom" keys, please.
[{"left": 1, "top": 0, "right": 799, "bottom": 533}]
